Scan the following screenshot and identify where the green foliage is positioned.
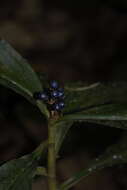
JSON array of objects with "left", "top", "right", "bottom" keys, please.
[
  {"left": 0, "top": 40, "right": 49, "bottom": 118},
  {"left": 62, "top": 82, "right": 127, "bottom": 129},
  {"left": 0, "top": 40, "right": 127, "bottom": 190},
  {"left": 0, "top": 155, "right": 36, "bottom": 190},
  {"left": 64, "top": 82, "right": 127, "bottom": 112},
  {"left": 0, "top": 139, "right": 47, "bottom": 190}
]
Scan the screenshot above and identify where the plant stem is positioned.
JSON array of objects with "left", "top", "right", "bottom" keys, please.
[{"left": 48, "top": 119, "right": 57, "bottom": 190}]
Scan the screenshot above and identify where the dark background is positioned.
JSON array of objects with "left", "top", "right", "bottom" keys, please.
[{"left": 0, "top": 1, "right": 127, "bottom": 189}]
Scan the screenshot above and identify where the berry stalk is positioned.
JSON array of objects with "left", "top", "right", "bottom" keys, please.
[{"left": 47, "top": 119, "right": 57, "bottom": 190}]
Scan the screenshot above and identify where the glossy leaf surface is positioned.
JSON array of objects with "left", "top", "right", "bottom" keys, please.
[
  {"left": 0, "top": 40, "right": 49, "bottom": 118},
  {"left": 0, "top": 139, "right": 48, "bottom": 190},
  {"left": 0, "top": 155, "right": 36, "bottom": 190},
  {"left": 63, "top": 82, "right": 127, "bottom": 129}
]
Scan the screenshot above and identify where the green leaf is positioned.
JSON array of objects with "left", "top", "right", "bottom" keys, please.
[
  {"left": 63, "top": 82, "right": 127, "bottom": 129},
  {"left": 0, "top": 140, "right": 48, "bottom": 190},
  {"left": 64, "top": 82, "right": 100, "bottom": 113},
  {"left": 0, "top": 155, "right": 36, "bottom": 190},
  {"left": 59, "top": 134, "right": 127, "bottom": 190},
  {"left": 0, "top": 40, "right": 49, "bottom": 118}
]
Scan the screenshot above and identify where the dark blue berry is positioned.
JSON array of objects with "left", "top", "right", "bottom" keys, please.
[
  {"left": 33, "top": 92, "right": 48, "bottom": 101},
  {"left": 59, "top": 101, "right": 65, "bottom": 108},
  {"left": 51, "top": 90, "right": 59, "bottom": 98},
  {"left": 52, "top": 101, "right": 65, "bottom": 111},
  {"left": 50, "top": 80, "right": 59, "bottom": 89},
  {"left": 58, "top": 87, "right": 64, "bottom": 97},
  {"left": 52, "top": 103, "right": 61, "bottom": 111},
  {"left": 58, "top": 91, "right": 64, "bottom": 98},
  {"left": 34, "top": 81, "right": 65, "bottom": 113},
  {"left": 40, "top": 92, "right": 48, "bottom": 100}
]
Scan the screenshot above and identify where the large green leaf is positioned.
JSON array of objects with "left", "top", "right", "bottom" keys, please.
[
  {"left": 62, "top": 82, "right": 127, "bottom": 129},
  {"left": 0, "top": 40, "right": 49, "bottom": 118},
  {"left": 0, "top": 155, "right": 36, "bottom": 190},
  {"left": 59, "top": 134, "right": 127, "bottom": 190},
  {"left": 0, "top": 140, "right": 48, "bottom": 190}
]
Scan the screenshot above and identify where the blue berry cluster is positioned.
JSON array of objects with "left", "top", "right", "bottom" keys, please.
[{"left": 33, "top": 80, "right": 65, "bottom": 112}]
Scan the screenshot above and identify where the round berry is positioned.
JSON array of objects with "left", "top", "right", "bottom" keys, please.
[
  {"left": 51, "top": 90, "right": 59, "bottom": 98},
  {"left": 33, "top": 92, "right": 48, "bottom": 101},
  {"left": 59, "top": 101, "right": 65, "bottom": 109},
  {"left": 52, "top": 103, "right": 61, "bottom": 111},
  {"left": 50, "top": 80, "right": 59, "bottom": 89},
  {"left": 58, "top": 91, "right": 64, "bottom": 98},
  {"left": 57, "top": 87, "right": 64, "bottom": 98},
  {"left": 40, "top": 92, "right": 48, "bottom": 100}
]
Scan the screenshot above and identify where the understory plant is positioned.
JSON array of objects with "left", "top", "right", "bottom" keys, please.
[{"left": 0, "top": 40, "right": 127, "bottom": 190}]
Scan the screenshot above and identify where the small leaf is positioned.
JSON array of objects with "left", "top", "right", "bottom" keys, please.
[
  {"left": 59, "top": 134, "right": 127, "bottom": 190},
  {"left": 63, "top": 82, "right": 127, "bottom": 130},
  {"left": 0, "top": 40, "right": 49, "bottom": 118}
]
